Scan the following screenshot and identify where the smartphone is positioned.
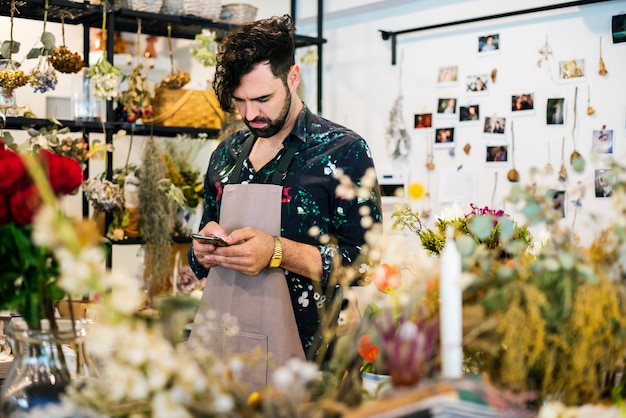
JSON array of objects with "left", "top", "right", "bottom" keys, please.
[{"left": 191, "top": 234, "right": 229, "bottom": 247}]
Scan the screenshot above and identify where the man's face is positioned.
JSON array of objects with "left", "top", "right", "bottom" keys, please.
[{"left": 232, "top": 62, "right": 293, "bottom": 138}]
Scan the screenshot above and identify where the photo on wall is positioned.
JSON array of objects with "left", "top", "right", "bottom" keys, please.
[
  {"left": 478, "top": 33, "right": 500, "bottom": 53},
  {"left": 414, "top": 113, "right": 433, "bottom": 129},
  {"left": 466, "top": 74, "right": 488, "bottom": 93},
  {"left": 459, "top": 105, "right": 480, "bottom": 122},
  {"left": 435, "top": 127, "right": 455, "bottom": 146},
  {"left": 558, "top": 59, "right": 585, "bottom": 81},
  {"left": 511, "top": 93, "right": 535, "bottom": 113},
  {"left": 591, "top": 129, "right": 614, "bottom": 154},
  {"left": 486, "top": 145, "right": 508, "bottom": 162},
  {"left": 595, "top": 169, "right": 615, "bottom": 198},
  {"left": 612, "top": 13, "right": 626, "bottom": 44},
  {"left": 484, "top": 116, "right": 506, "bottom": 135},
  {"left": 437, "top": 98, "right": 457, "bottom": 115},
  {"left": 437, "top": 65, "right": 458, "bottom": 84},
  {"left": 549, "top": 189, "right": 566, "bottom": 218},
  {"left": 546, "top": 98, "right": 565, "bottom": 125}
]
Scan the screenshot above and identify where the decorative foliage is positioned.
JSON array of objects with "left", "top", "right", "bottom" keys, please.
[
  {"left": 89, "top": 56, "right": 122, "bottom": 101},
  {"left": 189, "top": 29, "right": 218, "bottom": 67},
  {"left": 161, "top": 134, "right": 208, "bottom": 210},
  {"left": 118, "top": 64, "right": 155, "bottom": 122},
  {"left": 392, "top": 202, "right": 533, "bottom": 257},
  {"left": 139, "top": 136, "right": 175, "bottom": 302}
]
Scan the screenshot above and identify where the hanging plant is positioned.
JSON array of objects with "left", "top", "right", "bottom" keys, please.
[
  {"left": 118, "top": 20, "right": 155, "bottom": 122},
  {"left": 0, "top": 1, "right": 31, "bottom": 90},
  {"left": 89, "top": 4, "right": 122, "bottom": 100},
  {"left": 159, "top": 23, "right": 190, "bottom": 89},
  {"left": 48, "top": 12, "right": 84, "bottom": 74},
  {"left": 27, "top": 3, "right": 59, "bottom": 93}
]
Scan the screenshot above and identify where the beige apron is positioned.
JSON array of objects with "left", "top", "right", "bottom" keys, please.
[{"left": 189, "top": 137, "right": 305, "bottom": 390}]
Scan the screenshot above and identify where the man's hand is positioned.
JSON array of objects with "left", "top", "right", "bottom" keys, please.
[{"left": 202, "top": 227, "right": 274, "bottom": 277}]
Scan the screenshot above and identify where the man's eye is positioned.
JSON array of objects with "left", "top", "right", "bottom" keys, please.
[{"left": 257, "top": 98, "right": 269, "bottom": 103}]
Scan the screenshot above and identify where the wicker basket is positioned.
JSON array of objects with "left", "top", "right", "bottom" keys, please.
[
  {"left": 160, "top": 0, "right": 184, "bottom": 15},
  {"left": 119, "top": 0, "right": 163, "bottom": 13},
  {"left": 183, "top": 0, "right": 222, "bottom": 20},
  {"left": 220, "top": 3, "right": 258, "bottom": 24},
  {"left": 145, "top": 88, "right": 225, "bottom": 129}
]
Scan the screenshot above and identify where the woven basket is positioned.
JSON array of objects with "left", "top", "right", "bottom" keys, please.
[
  {"left": 160, "top": 0, "right": 184, "bottom": 15},
  {"left": 119, "top": 0, "right": 163, "bottom": 13},
  {"left": 220, "top": 3, "right": 258, "bottom": 24},
  {"left": 183, "top": 0, "right": 221, "bottom": 20},
  {"left": 145, "top": 88, "right": 225, "bottom": 129}
]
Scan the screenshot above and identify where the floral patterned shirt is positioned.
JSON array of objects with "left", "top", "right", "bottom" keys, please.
[{"left": 188, "top": 106, "right": 382, "bottom": 360}]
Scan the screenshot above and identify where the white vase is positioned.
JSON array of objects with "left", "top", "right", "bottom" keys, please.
[{"left": 361, "top": 372, "right": 391, "bottom": 398}]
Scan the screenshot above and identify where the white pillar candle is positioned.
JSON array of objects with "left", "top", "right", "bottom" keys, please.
[{"left": 439, "top": 226, "right": 463, "bottom": 379}]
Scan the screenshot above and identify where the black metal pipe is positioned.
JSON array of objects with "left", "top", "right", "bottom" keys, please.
[{"left": 380, "top": 0, "right": 615, "bottom": 65}]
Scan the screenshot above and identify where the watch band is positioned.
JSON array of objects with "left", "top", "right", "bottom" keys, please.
[{"left": 268, "top": 236, "right": 283, "bottom": 268}]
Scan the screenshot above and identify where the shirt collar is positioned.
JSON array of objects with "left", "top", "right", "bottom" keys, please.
[{"left": 289, "top": 104, "right": 313, "bottom": 144}]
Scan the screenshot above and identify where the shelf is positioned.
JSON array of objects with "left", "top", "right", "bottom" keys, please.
[
  {"left": 0, "top": 0, "right": 101, "bottom": 26},
  {"left": 0, "top": 1, "right": 325, "bottom": 48},
  {"left": 100, "top": 8, "right": 326, "bottom": 47},
  {"left": 3, "top": 116, "right": 220, "bottom": 138}
]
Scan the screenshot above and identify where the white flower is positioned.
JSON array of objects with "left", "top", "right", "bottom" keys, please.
[
  {"left": 272, "top": 365, "right": 295, "bottom": 391},
  {"left": 438, "top": 202, "right": 465, "bottom": 221},
  {"left": 211, "top": 389, "right": 235, "bottom": 413}
]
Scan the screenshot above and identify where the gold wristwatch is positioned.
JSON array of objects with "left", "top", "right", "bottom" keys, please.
[{"left": 268, "top": 236, "right": 283, "bottom": 268}]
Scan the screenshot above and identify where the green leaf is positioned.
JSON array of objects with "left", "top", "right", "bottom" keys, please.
[
  {"left": 496, "top": 265, "right": 514, "bottom": 279},
  {"left": 41, "top": 31, "right": 56, "bottom": 52},
  {"left": 48, "top": 116, "right": 62, "bottom": 126},
  {"left": 1, "top": 40, "right": 20, "bottom": 58},
  {"left": 1, "top": 131, "right": 15, "bottom": 148},
  {"left": 469, "top": 215, "right": 493, "bottom": 240},
  {"left": 26, "top": 47, "right": 43, "bottom": 59},
  {"left": 572, "top": 156, "right": 585, "bottom": 173},
  {"left": 508, "top": 184, "right": 522, "bottom": 203},
  {"left": 455, "top": 235, "right": 476, "bottom": 257},
  {"left": 543, "top": 257, "right": 561, "bottom": 272},
  {"left": 557, "top": 252, "right": 576, "bottom": 270},
  {"left": 504, "top": 240, "right": 527, "bottom": 256},
  {"left": 522, "top": 202, "right": 542, "bottom": 223},
  {"left": 498, "top": 217, "right": 515, "bottom": 242}
]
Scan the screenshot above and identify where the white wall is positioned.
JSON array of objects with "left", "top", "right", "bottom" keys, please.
[{"left": 290, "top": 0, "right": 626, "bottom": 246}]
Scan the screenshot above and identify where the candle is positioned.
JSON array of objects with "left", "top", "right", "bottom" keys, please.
[{"left": 439, "top": 226, "right": 463, "bottom": 379}]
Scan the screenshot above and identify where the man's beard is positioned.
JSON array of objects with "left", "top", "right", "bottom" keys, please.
[{"left": 245, "top": 90, "right": 291, "bottom": 138}]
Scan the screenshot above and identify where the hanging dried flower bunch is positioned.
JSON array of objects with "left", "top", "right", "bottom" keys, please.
[
  {"left": 159, "top": 23, "right": 190, "bottom": 89},
  {"left": 27, "top": 6, "right": 58, "bottom": 93},
  {"left": 29, "top": 58, "right": 58, "bottom": 93},
  {"left": 0, "top": 1, "right": 31, "bottom": 90},
  {"left": 48, "top": 13, "right": 84, "bottom": 73},
  {"left": 88, "top": 6, "right": 122, "bottom": 101}
]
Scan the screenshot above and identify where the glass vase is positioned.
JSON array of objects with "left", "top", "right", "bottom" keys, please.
[
  {"left": 71, "top": 67, "right": 103, "bottom": 122},
  {"left": 0, "top": 317, "right": 96, "bottom": 417}
]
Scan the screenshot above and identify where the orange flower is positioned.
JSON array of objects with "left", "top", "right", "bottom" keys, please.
[
  {"left": 372, "top": 263, "right": 402, "bottom": 294},
  {"left": 357, "top": 333, "right": 379, "bottom": 363}
]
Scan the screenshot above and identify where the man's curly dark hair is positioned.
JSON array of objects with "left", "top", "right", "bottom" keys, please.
[{"left": 213, "top": 15, "right": 296, "bottom": 112}]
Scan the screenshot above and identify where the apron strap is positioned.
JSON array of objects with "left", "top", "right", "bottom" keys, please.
[
  {"left": 268, "top": 137, "right": 301, "bottom": 185},
  {"left": 229, "top": 135, "right": 302, "bottom": 185}
]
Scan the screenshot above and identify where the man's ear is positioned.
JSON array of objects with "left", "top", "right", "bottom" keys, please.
[{"left": 288, "top": 64, "right": 301, "bottom": 93}]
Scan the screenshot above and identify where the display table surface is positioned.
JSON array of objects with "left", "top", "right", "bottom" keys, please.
[{"left": 345, "top": 377, "right": 621, "bottom": 418}]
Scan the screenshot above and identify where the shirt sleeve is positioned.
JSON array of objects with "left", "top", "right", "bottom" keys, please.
[{"left": 319, "top": 138, "right": 383, "bottom": 288}]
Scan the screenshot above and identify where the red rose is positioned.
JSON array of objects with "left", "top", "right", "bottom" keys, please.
[
  {"left": 41, "top": 150, "right": 84, "bottom": 195},
  {"left": 0, "top": 195, "right": 10, "bottom": 225},
  {"left": 0, "top": 148, "right": 27, "bottom": 194},
  {"left": 9, "top": 185, "right": 41, "bottom": 225}
]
